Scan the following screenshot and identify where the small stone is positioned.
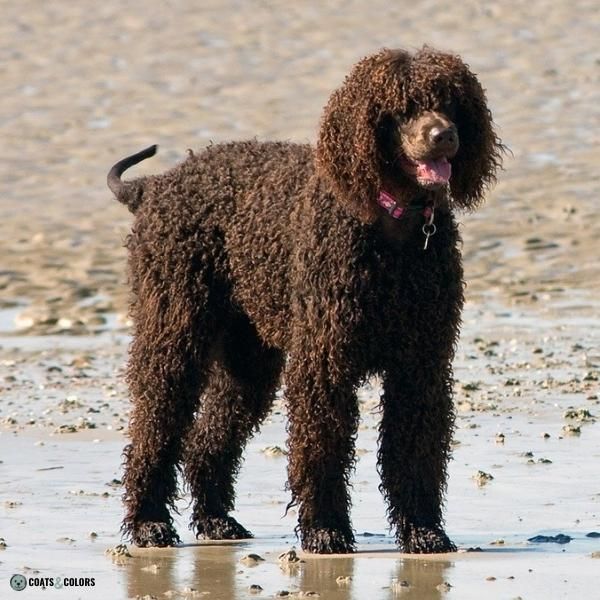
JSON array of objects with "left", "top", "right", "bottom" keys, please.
[
  {"left": 240, "top": 553, "right": 265, "bottom": 566},
  {"left": 261, "top": 445, "right": 287, "bottom": 457},
  {"left": 336, "top": 576, "right": 352, "bottom": 585},
  {"left": 564, "top": 408, "right": 595, "bottom": 422},
  {"left": 54, "top": 424, "right": 78, "bottom": 434},
  {"left": 562, "top": 424, "right": 581, "bottom": 436},
  {"left": 462, "top": 382, "right": 481, "bottom": 391},
  {"left": 490, "top": 539, "right": 505, "bottom": 545},
  {"left": 473, "top": 470, "right": 494, "bottom": 486},
  {"left": 486, "top": 576, "right": 497, "bottom": 581},
  {"left": 391, "top": 579, "right": 410, "bottom": 590},
  {"left": 248, "top": 584, "right": 263, "bottom": 594},
  {"left": 278, "top": 549, "right": 302, "bottom": 564},
  {"left": 436, "top": 582, "right": 453, "bottom": 592},
  {"left": 180, "top": 588, "right": 202, "bottom": 597},
  {"left": 105, "top": 543, "right": 131, "bottom": 557},
  {"left": 528, "top": 534, "right": 572, "bottom": 544}
]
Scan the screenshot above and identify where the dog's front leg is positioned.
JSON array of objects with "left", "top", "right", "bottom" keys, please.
[
  {"left": 285, "top": 351, "right": 359, "bottom": 554},
  {"left": 378, "top": 366, "right": 457, "bottom": 553}
]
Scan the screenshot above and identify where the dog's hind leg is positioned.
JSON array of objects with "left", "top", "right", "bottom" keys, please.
[
  {"left": 183, "top": 315, "right": 284, "bottom": 540},
  {"left": 121, "top": 237, "right": 218, "bottom": 547}
]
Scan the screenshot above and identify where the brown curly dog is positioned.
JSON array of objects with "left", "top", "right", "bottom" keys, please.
[{"left": 108, "top": 46, "right": 503, "bottom": 554}]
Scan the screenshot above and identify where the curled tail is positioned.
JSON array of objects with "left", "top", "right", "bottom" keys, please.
[{"left": 107, "top": 144, "right": 157, "bottom": 212}]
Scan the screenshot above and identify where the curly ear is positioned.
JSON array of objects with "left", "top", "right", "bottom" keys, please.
[
  {"left": 316, "top": 50, "right": 410, "bottom": 223},
  {"left": 446, "top": 65, "right": 505, "bottom": 209}
]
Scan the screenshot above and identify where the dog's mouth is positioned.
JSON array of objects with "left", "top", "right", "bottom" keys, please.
[{"left": 400, "top": 156, "right": 452, "bottom": 188}]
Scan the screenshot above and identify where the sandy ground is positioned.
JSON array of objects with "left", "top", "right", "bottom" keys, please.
[{"left": 1, "top": 0, "right": 599, "bottom": 598}]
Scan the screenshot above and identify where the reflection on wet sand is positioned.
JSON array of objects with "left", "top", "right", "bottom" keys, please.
[
  {"left": 126, "top": 544, "right": 237, "bottom": 598},
  {"left": 392, "top": 558, "right": 449, "bottom": 600},
  {"left": 299, "top": 555, "right": 355, "bottom": 599},
  {"left": 123, "top": 544, "right": 452, "bottom": 599},
  {"left": 300, "top": 554, "right": 450, "bottom": 599}
]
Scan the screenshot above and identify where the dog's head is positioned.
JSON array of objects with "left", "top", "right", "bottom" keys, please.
[{"left": 316, "top": 47, "right": 504, "bottom": 222}]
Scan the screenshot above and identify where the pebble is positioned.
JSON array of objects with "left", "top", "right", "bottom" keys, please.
[
  {"left": 473, "top": 470, "right": 494, "bottom": 486},
  {"left": 278, "top": 549, "right": 303, "bottom": 564},
  {"left": 261, "top": 445, "right": 287, "bottom": 457},
  {"left": 527, "top": 534, "right": 572, "bottom": 544},
  {"left": 562, "top": 424, "right": 581, "bottom": 436},
  {"left": 563, "top": 408, "right": 595, "bottom": 422},
  {"left": 240, "top": 553, "right": 265, "bottom": 566},
  {"left": 391, "top": 579, "right": 410, "bottom": 590},
  {"left": 105, "top": 544, "right": 131, "bottom": 557}
]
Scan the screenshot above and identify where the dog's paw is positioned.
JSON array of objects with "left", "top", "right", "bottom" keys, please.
[
  {"left": 131, "top": 521, "right": 181, "bottom": 547},
  {"left": 399, "top": 525, "right": 456, "bottom": 554},
  {"left": 301, "top": 528, "right": 356, "bottom": 554},
  {"left": 194, "top": 515, "right": 253, "bottom": 540}
]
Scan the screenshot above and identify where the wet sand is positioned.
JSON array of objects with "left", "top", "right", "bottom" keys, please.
[{"left": 1, "top": 0, "right": 599, "bottom": 598}]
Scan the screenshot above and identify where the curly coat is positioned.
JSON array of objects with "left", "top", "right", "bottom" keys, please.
[{"left": 109, "top": 46, "right": 502, "bottom": 554}]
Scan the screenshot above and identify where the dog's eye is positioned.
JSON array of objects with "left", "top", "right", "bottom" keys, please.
[{"left": 442, "top": 99, "right": 457, "bottom": 119}]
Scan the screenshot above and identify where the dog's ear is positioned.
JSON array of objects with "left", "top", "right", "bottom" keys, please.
[
  {"left": 316, "top": 50, "right": 410, "bottom": 223},
  {"left": 436, "top": 56, "right": 505, "bottom": 209}
]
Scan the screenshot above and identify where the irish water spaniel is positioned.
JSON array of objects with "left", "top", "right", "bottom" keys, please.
[{"left": 108, "top": 46, "right": 503, "bottom": 554}]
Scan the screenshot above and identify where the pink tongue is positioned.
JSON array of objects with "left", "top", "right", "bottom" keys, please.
[{"left": 416, "top": 157, "right": 451, "bottom": 183}]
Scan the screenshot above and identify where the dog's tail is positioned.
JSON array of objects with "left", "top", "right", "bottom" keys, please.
[{"left": 107, "top": 144, "right": 158, "bottom": 212}]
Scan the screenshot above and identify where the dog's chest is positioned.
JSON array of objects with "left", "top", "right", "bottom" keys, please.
[{"left": 343, "top": 239, "right": 461, "bottom": 367}]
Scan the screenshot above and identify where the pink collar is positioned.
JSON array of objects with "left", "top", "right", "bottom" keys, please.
[{"left": 377, "top": 190, "right": 433, "bottom": 220}]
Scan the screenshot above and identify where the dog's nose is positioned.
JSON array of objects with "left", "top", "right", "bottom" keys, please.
[{"left": 429, "top": 126, "right": 457, "bottom": 146}]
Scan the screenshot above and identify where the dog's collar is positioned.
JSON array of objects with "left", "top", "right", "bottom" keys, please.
[{"left": 377, "top": 190, "right": 433, "bottom": 220}]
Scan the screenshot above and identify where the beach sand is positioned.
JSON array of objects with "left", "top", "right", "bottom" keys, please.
[{"left": 1, "top": 1, "right": 599, "bottom": 598}]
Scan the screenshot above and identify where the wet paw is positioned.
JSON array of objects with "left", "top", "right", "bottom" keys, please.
[
  {"left": 131, "top": 521, "right": 181, "bottom": 547},
  {"left": 194, "top": 515, "right": 253, "bottom": 540},
  {"left": 399, "top": 525, "right": 456, "bottom": 554},
  {"left": 301, "top": 528, "right": 355, "bottom": 554}
]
